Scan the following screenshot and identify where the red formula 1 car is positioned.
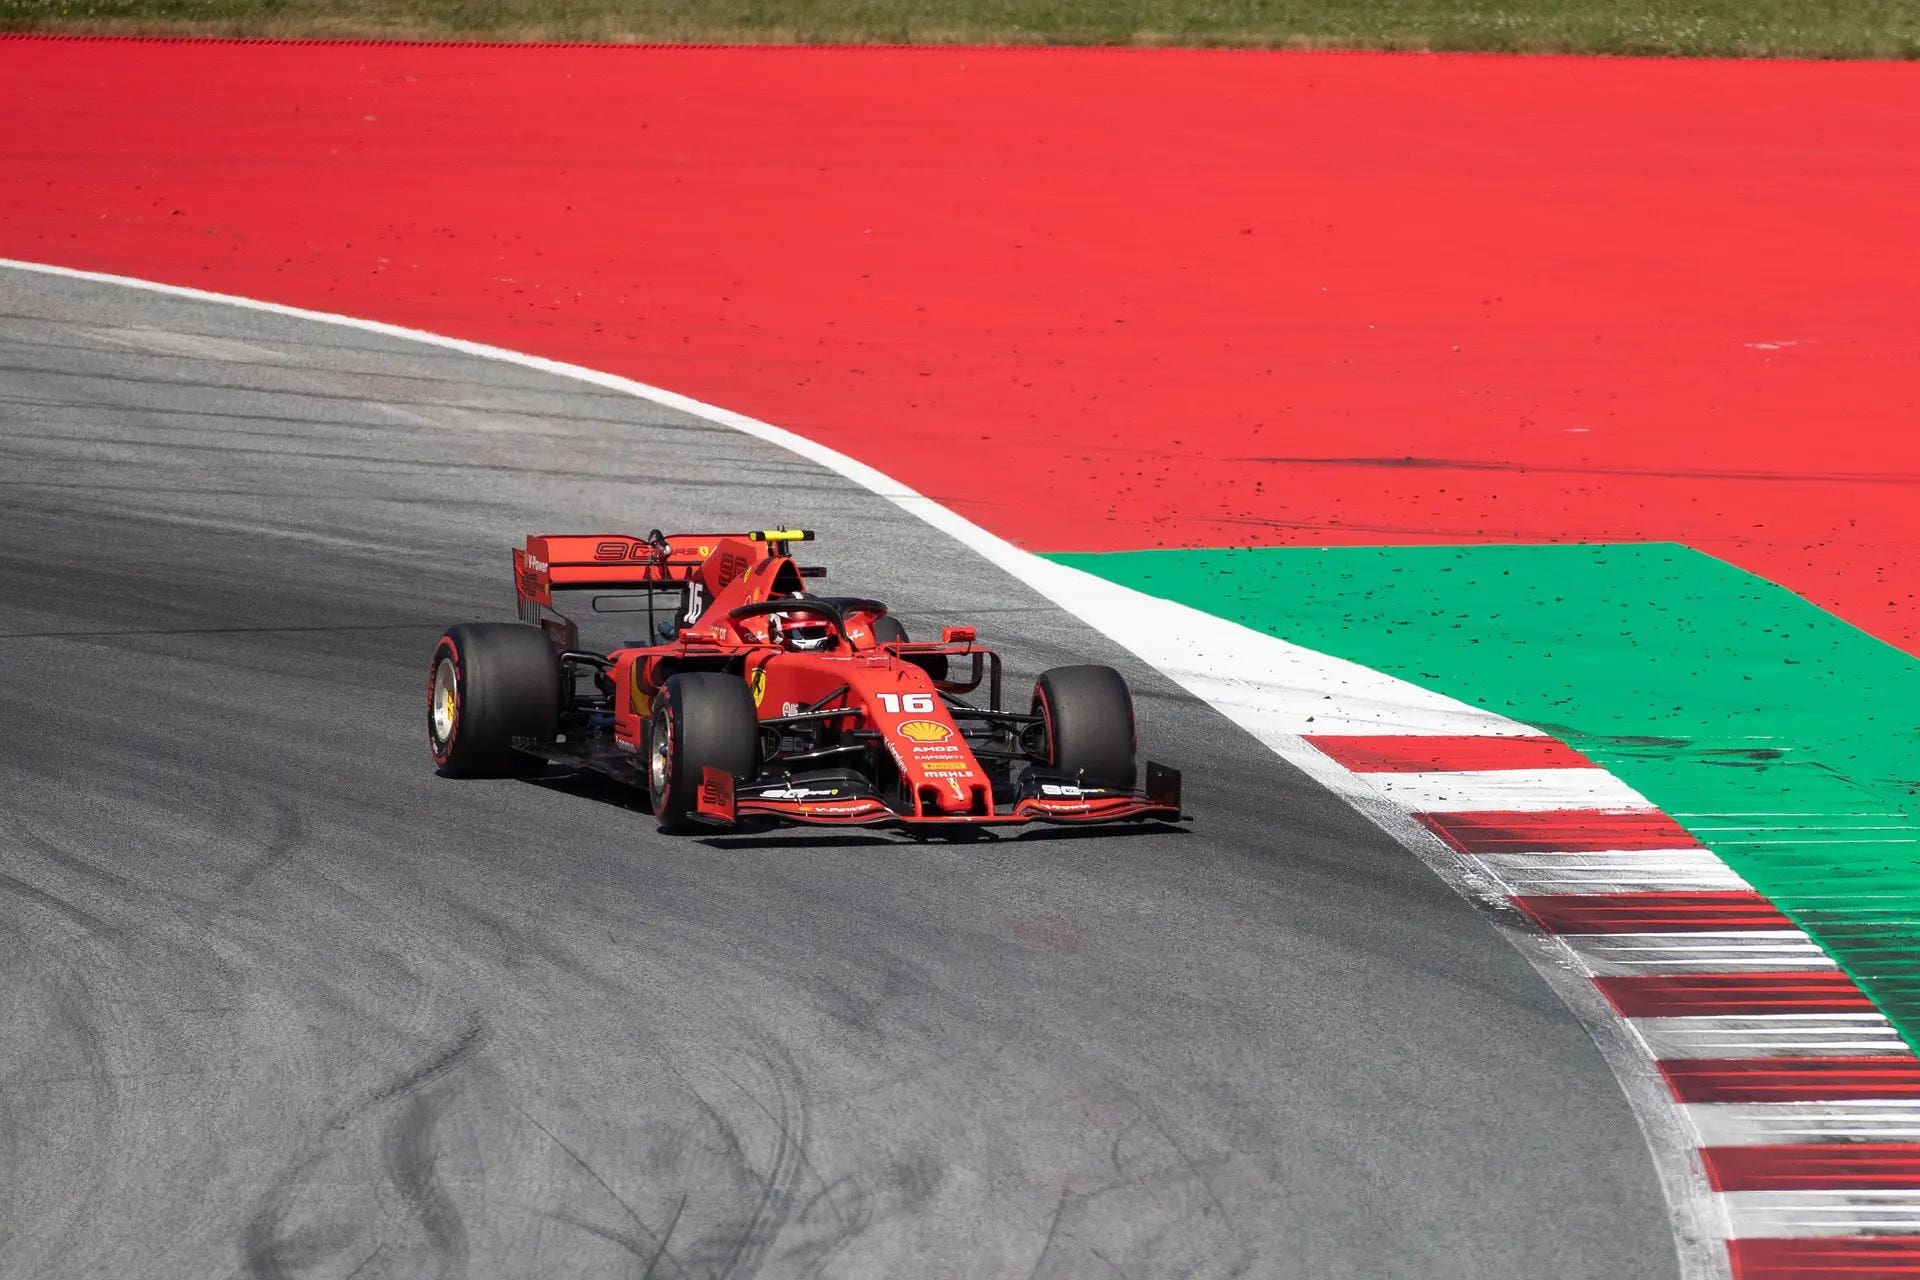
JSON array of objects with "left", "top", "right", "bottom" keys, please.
[{"left": 427, "top": 528, "right": 1182, "bottom": 832}]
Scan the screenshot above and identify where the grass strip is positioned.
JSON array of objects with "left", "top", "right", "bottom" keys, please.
[{"left": 4, "top": 0, "right": 1917, "bottom": 59}]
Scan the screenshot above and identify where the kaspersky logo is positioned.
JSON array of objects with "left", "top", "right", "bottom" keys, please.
[{"left": 897, "top": 720, "right": 951, "bottom": 743}]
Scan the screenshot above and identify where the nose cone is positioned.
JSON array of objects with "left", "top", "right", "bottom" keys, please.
[
  {"left": 920, "top": 772, "right": 980, "bottom": 815},
  {"left": 861, "top": 667, "right": 987, "bottom": 815},
  {"left": 892, "top": 715, "right": 984, "bottom": 812}
]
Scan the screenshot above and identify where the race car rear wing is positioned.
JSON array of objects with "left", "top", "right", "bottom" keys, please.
[{"left": 513, "top": 529, "right": 813, "bottom": 606}]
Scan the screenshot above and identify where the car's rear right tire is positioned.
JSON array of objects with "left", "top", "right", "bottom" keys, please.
[
  {"left": 429, "top": 622, "right": 562, "bottom": 777},
  {"left": 1032, "top": 664, "right": 1137, "bottom": 790},
  {"left": 649, "top": 672, "right": 760, "bottom": 832}
]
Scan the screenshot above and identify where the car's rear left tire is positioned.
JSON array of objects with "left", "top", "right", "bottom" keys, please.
[
  {"left": 429, "top": 622, "right": 563, "bottom": 777},
  {"left": 649, "top": 671, "right": 760, "bottom": 832},
  {"left": 1032, "top": 664, "right": 1137, "bottom": 790}
]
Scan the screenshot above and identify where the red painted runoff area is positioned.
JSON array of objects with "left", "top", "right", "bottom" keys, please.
[
  {"left": 1596, "top": 973, "right": 1877, "bottom": 1018},
  {"left": 1729, "top": 1237, "right": 1920, "bottom": 1279},
  {"left": 1514, "top": 891, "right": 1789, "bottom": 934},
  {"left": 1419, "top": 809, "right": 1700, "bottom": 854},
  {"left": 2, "top": 40, "right": 1916, "bottom": 651},
  {"left": 1662, "top": 1057, "right": 1920, "bottom": 1104},
  {"left": 1704, "top": 1144, "right": 1920, "bottom": 1193},
  {"left": 1304, "top": 734, "right": 1598, "bottom": 773}
]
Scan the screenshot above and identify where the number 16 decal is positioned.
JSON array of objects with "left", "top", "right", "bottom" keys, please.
[{"left": 876, "top": 692, "right": 935, "bottom": 714}]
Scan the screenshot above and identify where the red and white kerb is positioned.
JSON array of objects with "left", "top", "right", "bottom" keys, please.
[{"left": 1307, "top": 734, "right": 1920, "bottom": 1280}]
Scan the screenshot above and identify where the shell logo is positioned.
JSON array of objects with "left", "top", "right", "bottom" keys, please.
[{"left": 897, "top": 720, "right": 951, "bottom": 743}]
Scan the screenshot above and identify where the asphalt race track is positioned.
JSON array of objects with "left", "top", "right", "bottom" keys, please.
[{"left": 0, "top": 268, "right": 1679, "bottom": 1279}]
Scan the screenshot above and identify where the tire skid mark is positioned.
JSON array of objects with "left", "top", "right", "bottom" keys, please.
[
  {"left": 517, "top": 1107, "right": 697, "bottom": 1280},
  {"left": 369, "top": 1012, "right": 491, "bottom": 1107},
  {"left": 1019, "top": 1087, "right": 1252, "bottom": 1279},
  {"left": 661, "top": 1037, "right": 895, "bottom": 1280},
  {"left": 243, "top": 1012, "right": 489, "bottom": 1280},
  {"left": 0, "top": 865, "right": 124, "bottom": 941},
  {"left": 0, "top": 787, "right": 249, "bottom": 1014},
  {"left": 540, "top": 1200, "right": 692, "bottom": 1280},
  {"left": 1112, "top": 1083, "right": 1235, "bottom": 1232},
  {"left": 384, "top": 1089, "right": 470, "bottom": 1279},
  {"left": 722, "top": 1049, "right": 848, "bottom": 1238},
  {"left": 1, "top": 773, "right": 290, "bottom": 994},
  {"left": 222, "top": 793, "right": 308, "bottom": 900},
  {"left": 681, "top": 1059, "right": 808, "bottom": 1280},
  {"left": 1024, "top": 1187, "right": 1069, "bottom": 1280}
]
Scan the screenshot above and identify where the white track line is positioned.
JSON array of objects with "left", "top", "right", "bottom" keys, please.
[
  {"left": 1721, "top": 1190, "right": 1920, "bottom": 1237},
  {"left": 1365, "top": 768, "right": 1656, "bottom": 813},
  {"left": 1565, "top": 932, "right": 1840, "bottom": 977},
  {"left": 0, "top": 256, "right": 1730, "bottom": 1279},
  {"left": 1637, "top": 1016, "right": 1908, "bottom": 1061},
  {"left": 1689, "top": 1101, "right": 1920, "bottom": 1146},
  {"left": 1474, "top": 850, "right": 1750, "bottom": 895}
]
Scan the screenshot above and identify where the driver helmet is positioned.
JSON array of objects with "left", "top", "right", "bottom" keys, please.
[{"left": 768, "top": 596, "right": 835, "bottom": 651}]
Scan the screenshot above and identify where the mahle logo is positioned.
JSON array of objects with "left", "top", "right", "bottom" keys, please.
[{"left": 897, "top": 720, "right": 951, "bottom": 743}]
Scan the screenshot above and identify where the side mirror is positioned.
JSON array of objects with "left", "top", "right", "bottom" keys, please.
[{"left": 941, "top": 626, "right": 977, "bottom": 645}]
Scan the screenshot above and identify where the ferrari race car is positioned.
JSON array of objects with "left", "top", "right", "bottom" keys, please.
[{"left": 427, "top": 528, "right": 1182, "bottom": 832}]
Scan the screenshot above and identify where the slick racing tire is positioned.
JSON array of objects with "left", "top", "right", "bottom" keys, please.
[
  {"left": 1033, "top": 665, "right": 1137, "bottom": 791},
  {"left": 649, "top": 671, "right": 760, "bottom": 832},
  {"left": 872, "top": 614, "right": 949, "bottom": 682},
  {"left": 428, "top": 623, "right": 562, "bottom": 777}
]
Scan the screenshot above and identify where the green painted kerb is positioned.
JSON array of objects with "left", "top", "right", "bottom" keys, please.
[{"left": 1051, "top": 542, "right": 1920, "bottom": 1044}]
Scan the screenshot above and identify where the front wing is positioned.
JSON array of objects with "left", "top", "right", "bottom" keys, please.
[{"left": 695, "top": 763, "right": 1184, "bottom": 830}]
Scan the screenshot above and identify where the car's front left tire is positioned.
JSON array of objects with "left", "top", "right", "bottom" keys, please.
[
  {"left": 1032, "top": 664, "right": 1138, "bottom": 791},
  {"left": 428, "top": 622, "right": 562, "bottom": 777}
]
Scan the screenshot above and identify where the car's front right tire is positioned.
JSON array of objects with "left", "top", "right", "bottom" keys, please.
[
  {"left": 428, "top": 622, "right": 562, "bottom": 777},
  {"left": 648, "top": 671, "right": 760, "bottom": 832}
]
